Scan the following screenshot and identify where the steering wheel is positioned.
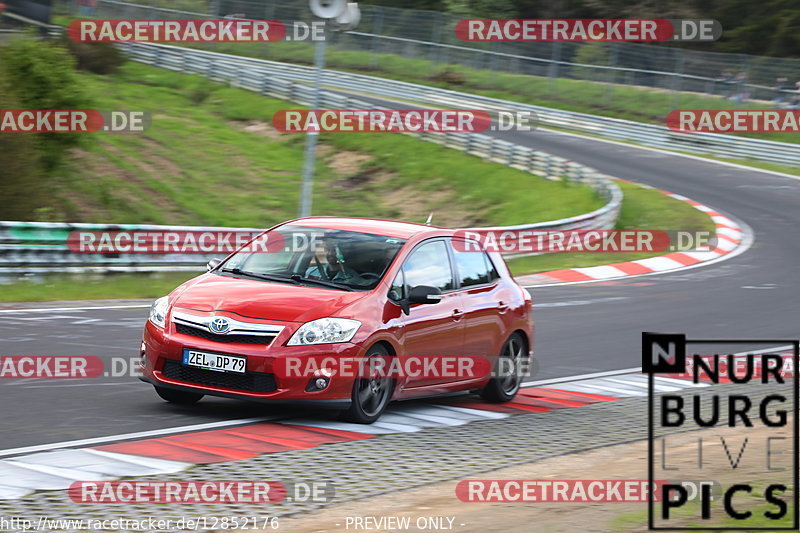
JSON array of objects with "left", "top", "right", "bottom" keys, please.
[
  {"left": 313, "top": 255, "right": 331, "bottom": 280},
  {"left": 360, "top": 272, "right": 381, "bottom": 281}
]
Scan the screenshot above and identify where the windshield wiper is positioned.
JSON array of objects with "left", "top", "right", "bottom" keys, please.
[
  {"left": 220, "top": 267, "right": 299, "bottom": 285},
  {"left": 220, "top": 268, "right": 354, "bottom": 291},
  {"left": 289, "top": 274, "right": 355, "bottom": 292}
]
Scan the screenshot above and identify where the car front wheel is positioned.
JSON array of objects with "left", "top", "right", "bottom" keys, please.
[{"left": 339, "top": 344, "right": 395, "bottom": 424}]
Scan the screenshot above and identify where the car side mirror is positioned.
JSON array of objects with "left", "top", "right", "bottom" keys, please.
[
  {"left": 408, "top": 285, "right": 442, "bottom": 305},
  {"left": 206, "top": 258, "right": 221, "bottom": 271}
]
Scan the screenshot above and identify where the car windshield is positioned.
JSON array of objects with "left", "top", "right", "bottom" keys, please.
[{"left": 217, "top": 225, "right": 407, "bottom": 291}]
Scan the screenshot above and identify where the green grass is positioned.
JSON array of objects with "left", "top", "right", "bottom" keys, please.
[
  {"left": 506, "top": 180, "right": 716, "bottom": 275},
  {"left": 44, "top": 61, "right": 603, "bottom": 228},
  {"left": 609, "top": 483, "right": 795, "bottom": 531},
  {"left": 0, "top": 272, "right": 198, "bottom": 302}
]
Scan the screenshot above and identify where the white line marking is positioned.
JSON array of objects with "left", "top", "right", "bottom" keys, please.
[
  {"left": 571, "top": 265, "right": 628, "bottom": 279},
  {"left": 0, "top": 305, "right": 150, "bottom": 314},
  {"left": 634, "top": 256, "right": 685, "bottom": 271}
]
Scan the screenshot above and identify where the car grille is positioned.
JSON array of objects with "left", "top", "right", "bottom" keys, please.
[
  {"left": 175, "top": 323, "right": 275, "bottom": 345},
  {"left": 161, "top": 360, "right": 277, "bottom": 393}
]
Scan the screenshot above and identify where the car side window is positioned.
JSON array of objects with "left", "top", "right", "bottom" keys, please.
[
  {"left": 452, "top": 242, "right": 492, "bottom": 287},
  {"left": 402, "top": 240, "right": 454, "bottom": 292}
]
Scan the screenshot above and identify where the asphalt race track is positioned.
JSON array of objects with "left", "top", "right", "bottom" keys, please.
[{"left": 1, "top": 119, "right": 797, "bottom": 453}]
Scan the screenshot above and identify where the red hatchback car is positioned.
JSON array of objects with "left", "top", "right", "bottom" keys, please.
[{"left": 139, "top": 217, "right": 534, "bottom": 423}]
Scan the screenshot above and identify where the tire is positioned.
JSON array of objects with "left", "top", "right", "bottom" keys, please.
[
  {"left": 339, "top": 344, "right": 395, "bottom": 424},
  {"left": 480, "top": 333, "right": 527, "bottom": 403},
  {"left": 154, "top": 385, "right": 204, "bottom": 404}
]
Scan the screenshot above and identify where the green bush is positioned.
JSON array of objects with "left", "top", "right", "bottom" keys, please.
[
  {"left": 0, "top": 37, "right": 92, "bottom": 170},
  {"left": 0, "top": 75, "right": 46, "bottom": 219},
  {"left": 63, "top": 39, "right": 127, "bottom": 75}
]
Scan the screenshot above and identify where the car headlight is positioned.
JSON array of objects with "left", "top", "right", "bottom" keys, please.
[
  {"left": 148, "top": 296, "right": 169, "bottom": 328},
  {"left": 287, "top": 317, "right": 361, "bottom": 346}
]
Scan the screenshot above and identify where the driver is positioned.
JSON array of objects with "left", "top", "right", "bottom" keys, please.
[{"left": 305, "top": 235, "right": 365, "bottom": 284}]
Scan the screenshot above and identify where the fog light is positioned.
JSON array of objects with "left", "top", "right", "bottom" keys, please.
[
  {"left": 139, "top": 342, "right": 147, "bottom": 366},
  {"left": 306, "top": 377, "right": 330, "bottom": 391}
]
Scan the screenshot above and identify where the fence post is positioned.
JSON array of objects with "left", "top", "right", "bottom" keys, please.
[
  {"left": 670, "top": 51, "right": 686, "bottom": 109},
  {"left": 604, "top": 42, "right": 619, "bottom": 107},
  {"left": 548, "top": 42, "right": 561, "bottom": 95}
]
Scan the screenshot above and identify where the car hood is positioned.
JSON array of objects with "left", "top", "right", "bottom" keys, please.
[{"left": 171, "top": 274, "right": 367, "bottom": 323}]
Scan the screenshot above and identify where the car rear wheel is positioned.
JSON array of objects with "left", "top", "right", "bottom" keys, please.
[
  {"left": 480, "top": 332, "right": 527, "bottom": 403},
  {"left": 340, "top": 344, "right": 395, "bottom": 424},
  {"left": 154, "top": 385, "right": 204, "bottom": 404}
]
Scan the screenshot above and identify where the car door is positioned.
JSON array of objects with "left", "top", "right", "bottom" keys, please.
[
  {"left": 451, "top": 239, "right": 507, "bottom": 364},
  {"left": 395, "top": 239, "right": 465, "bottom": 389}
]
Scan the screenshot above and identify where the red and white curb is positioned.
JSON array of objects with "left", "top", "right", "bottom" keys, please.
[
  {"left": 517, "top": 185, "right": 751, "bottom": 287},
  {"left": 0, "top": 377, "right": 705, "bottom": 501}
]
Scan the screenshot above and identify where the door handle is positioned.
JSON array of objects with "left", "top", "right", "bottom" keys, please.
[
  {"left": 497, "top": 301, "right": 509, "bottom": 313},
  {"left": 452, "top": 309, "right": 464, "bottom": 320}
]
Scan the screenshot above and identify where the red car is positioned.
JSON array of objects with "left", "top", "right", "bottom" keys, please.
[{"left": 139, "top": 217, "right": 534, "bottom": 423}]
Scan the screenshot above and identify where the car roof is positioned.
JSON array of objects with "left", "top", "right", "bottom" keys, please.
[{"left": 285, "top": 217, "right": 448, "bottom": 239}]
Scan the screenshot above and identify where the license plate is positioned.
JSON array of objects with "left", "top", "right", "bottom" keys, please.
[{"left": 182, "top": 349, "right": 246, "bottom": 374}]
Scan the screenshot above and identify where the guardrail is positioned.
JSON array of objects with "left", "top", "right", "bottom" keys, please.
[
  {"left": 0, "top": 221, "right": 260, "bottom": 274},
  {"left": 121, "top": 42, "right": 800, "bottom": 167}
]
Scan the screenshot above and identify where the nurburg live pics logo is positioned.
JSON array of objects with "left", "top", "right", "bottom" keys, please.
[{"left": 643, "top": 332, "right": 799, "bottom": 530}]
